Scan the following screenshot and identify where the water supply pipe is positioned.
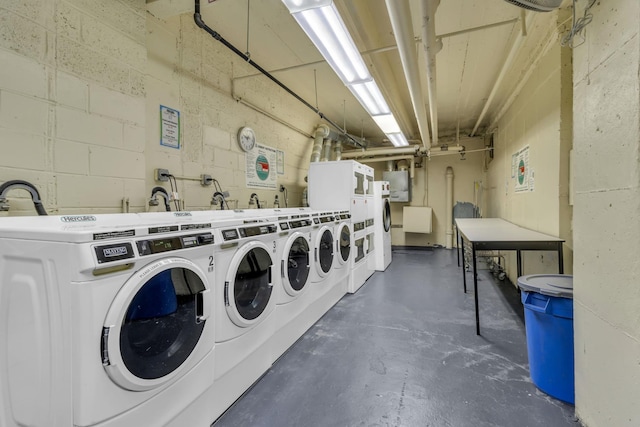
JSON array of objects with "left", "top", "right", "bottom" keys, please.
[
  {"left": 310, "top": 124, "right": 330, "bottom": 163},
  {"left": 0, "top": 180, "right": 47, "bottom": 215},
  {"left": 321, "top": 138, "right": 332, "bottom": 162},
  {"left": 333, "top": 140, "right": 343, "bottom": 161},
  {"left": 149, "top": 186, "right": 171, "bottom": 212},
  {"left": 445, "top": 166, "right": 454, "bottom": 248}
]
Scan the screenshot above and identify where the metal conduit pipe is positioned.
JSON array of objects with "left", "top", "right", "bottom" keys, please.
[
  {"left": 421, "top": 0, "right": 440, "bottom": 145},
  {"left": 193, "top": 0, "right": 364, "bottom": 148},
  {"left": 445, "top": 167, "right": 454, "bottom": 249},
  {"left": 310, "top": 124, "right": 330, "bottom": 163},
  {"left": 385, "top": 0, "right": 432, "bottom": 149},
  {"left": 0, "top": 180, "right": 47, "bottom": 215},
  {"left": 470, "top": 13, "right": 532, "bottom": 137}
]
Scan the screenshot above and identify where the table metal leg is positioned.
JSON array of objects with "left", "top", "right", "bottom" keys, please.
[
  {"left": 461, "top": 237, "right": 467, "bottom": 293},
  {"left": 473, "top": 243, "right": 480, "bottom": 335},
  {"left": 516, "top": 250, "right": 522, "bottom": 278},
  {"left": 558, "top": 243, "right": 564, "bottom": 274},
  {"left": 456, "top": 226, "right": 460, "bottom": 267}
]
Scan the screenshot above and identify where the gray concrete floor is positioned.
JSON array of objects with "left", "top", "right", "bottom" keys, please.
[{"left": 214, "top": 248, "right": 579, "bottom": 427}]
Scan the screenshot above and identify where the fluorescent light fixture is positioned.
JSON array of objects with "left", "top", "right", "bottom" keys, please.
[
  {"left": 372, "top": 114, "right": 401, "bottom": 134},
  {"left": 349, "top": 81, "right": 391, "bottom": 116},
  {"left": 386, "top": 133, "right": 409, "bottom": 147},
  {"left": 282, "top": 0, "right": 409, "bottom": 147},
  {"left": 284, "top": 1, "right": 369, "bottom": 84}
]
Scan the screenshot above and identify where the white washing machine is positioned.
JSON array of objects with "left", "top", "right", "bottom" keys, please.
[
  {"left": 0, "top": 213, "right": 216, "bottom": 427},
  {"left": 333, "top": 210, "right": 352, "bottom": 297},
  {"left": 373, "top": 181, "right": 392, "bottom": 271},
  {"left": 308, "top": 160, "right": 373, "bottom": 222},
  {"left": 270, "top": 208, "right": 317, "bottom": 360},
  {"left": 202, "top": 214, "right": 279, "bottom": 422},
  {"left": 305, "top": 210, "right": 339, "bottom": 322}
]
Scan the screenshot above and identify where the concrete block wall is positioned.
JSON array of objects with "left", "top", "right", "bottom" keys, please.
[
  {"left": 145, "top": 12, "right": 319, "bottom": 212},
  {"left": 572, "top": 1, "right": 640, "bottom": 425},
  {"left": 485, "top": 11, "right": 573, "bottom": 283},
  {"left": 0, "top": 0, "right": 147, "bottom": 215}
]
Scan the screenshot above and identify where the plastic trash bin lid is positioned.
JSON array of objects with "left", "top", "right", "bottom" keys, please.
[{"left": 517, "top": 274, "right": 573, "bottom": 298}]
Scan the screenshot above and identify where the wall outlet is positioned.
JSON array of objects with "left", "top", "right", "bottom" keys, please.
[
  {"left": 201, "top": 174, "right": 213, "bottom": 186},
  {"left": 155, "top": 168, "right": 170, "bottom": 182}
]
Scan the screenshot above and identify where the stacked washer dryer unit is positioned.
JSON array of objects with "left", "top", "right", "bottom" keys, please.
[
  {"left": 308, "top": 160, "right": 372, "bottom": 294},
  {"left": 372, "top": 181, "right": 392, "bottom": 271},
  {"left": 364, "top": 171, "right": 377, "bottom": 282},
  {"left": 0, "top": 213, "right": 217, "bottom": 427}
]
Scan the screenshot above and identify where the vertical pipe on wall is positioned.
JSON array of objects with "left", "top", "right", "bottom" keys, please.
[
  {"left": 445, "top": 166, "right": 454, "bottom": 248},
  {"left": 321, "top": 138, "right": 333, "bottom": 161},
  {"left": 310, "top": 124, "right": 330, "bottom": 163},
  {"left": 333, "top": 140, "right": 343, "bottom": 161}
]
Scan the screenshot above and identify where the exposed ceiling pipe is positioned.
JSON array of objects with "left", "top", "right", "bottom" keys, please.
[
  {"left": 310, "top": 124, "right": 330, "bottom": 163},
  {"left": 469, "top": 12, "right": 532, "bottom": 137},
  {"left": 421, "top": 0, "right": 440, "bottom": 145},
  {"left": 341, "top": 145, "right": 421, "bottom": 159},
  {"left": 384, "top": 0, "right": 431, "bottom": 150},
  {"left": 359, "top": 155, "right": 416, "bottom": 179},
  {"left": 193, "top": 0, "right": 364, "bottom": 148}
]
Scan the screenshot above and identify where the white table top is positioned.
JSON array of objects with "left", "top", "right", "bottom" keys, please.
[{"left": 455, "top": 218, "right": 564, "bottom": 243}]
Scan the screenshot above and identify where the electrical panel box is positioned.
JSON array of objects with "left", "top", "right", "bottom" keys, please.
[{"left": 383, "top": 170, "right": 411, "bottom": 202}]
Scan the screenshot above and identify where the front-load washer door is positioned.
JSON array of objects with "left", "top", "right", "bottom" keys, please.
[
  {"left": 225, "top": 240, "right": 273, "bottom": 328},
  {"left": 315, "top": 227, "right": 334, "bottom": 277},
  {"left": 282, "top": 233, "right": 310, "bottom": 296},
  {"left": 383, "top": 199, "right": 391, "bottom": 232},
  {"left": 337, "top": 223, "right": 351, "bottom": 265},
  {"left": 102, "top": 258, "right": 211, "bottom": 391}
]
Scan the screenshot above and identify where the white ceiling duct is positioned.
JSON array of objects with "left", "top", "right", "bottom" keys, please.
[{"left": 503, "top": 0, "right": 562, "bottom": 12}]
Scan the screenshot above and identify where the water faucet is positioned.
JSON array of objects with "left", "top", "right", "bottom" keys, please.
[
  {"left": 0, "top": 180, "right": 47, "bottom": 215},
  {"left": 149, "top": 186, "right": 171, "bottom": 211},
  {"left": 249, "top": 193, "right": 261, "bottom": 209}
]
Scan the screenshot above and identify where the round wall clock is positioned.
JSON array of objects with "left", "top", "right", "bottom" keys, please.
[{"left": 237, "top": 126, "right": 256, "bottom": 152}]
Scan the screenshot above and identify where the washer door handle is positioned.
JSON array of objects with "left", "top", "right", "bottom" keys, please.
[{"left": 196, "top": 289, "right": 211, "bottom": 322}]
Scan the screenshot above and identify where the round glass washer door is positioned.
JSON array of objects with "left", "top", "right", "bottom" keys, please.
[
  {"left": 225, "top": 240, "right": 274, "bottom": 328},
  {"left": 282, "top": 232, "right": 311, "bottom": 297},
  {"left": 383, "top": 199, "right": 391, "bottom": 233},
  {"left": 337, "top": 223, "right": 351, "bottom": 265},
  {"left": 314, "top": 227, "right": 334, "bottom": 277},
  {"left": 102, "top": 258, "right": 211, "bottom": 391}
]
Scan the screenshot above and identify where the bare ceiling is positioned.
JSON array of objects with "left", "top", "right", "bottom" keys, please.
[{"left": 147, "top": 0, "right": 567, "bottom": 149}]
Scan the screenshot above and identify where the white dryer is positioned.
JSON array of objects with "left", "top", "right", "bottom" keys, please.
[
  {"left": 373, "top": 181, "right": 392, "bottom": 271},
  {"left": 308, "top": 160, "right": 373, "bottom": 222},
  {"left": 0, "top": 213, "right": 216, "bottom": 427},
  {"left": 348, "top": 218, "right": 369, "bottom": 293}
]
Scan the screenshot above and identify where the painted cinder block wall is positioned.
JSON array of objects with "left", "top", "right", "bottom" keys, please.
[
  {"left": 572, "top": 1, "right": 640, "bottom": 426},
  {"left": 485, "top": 10, "right": 573, "bottom": 282},
  {"left": 0, "top": 0, "right": 319, "bottom": 216},
  {"left": 0, "top": 0, "right": 147, "bottom": 215}
]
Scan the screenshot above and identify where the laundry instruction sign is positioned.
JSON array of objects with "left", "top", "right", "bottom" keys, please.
[
  {"left": 514, "top": 145, "right": 533, "bottom": 193},
  {"left": 246, "top": 143, "right": 277, "bottom": 190}
]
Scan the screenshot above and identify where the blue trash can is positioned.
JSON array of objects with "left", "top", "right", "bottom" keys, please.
[{"left": 517, "top": 274, "right": 574, "bottom": 404}]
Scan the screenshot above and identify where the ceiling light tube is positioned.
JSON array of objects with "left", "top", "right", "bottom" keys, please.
[
  {"left": 372, "top": 114, "right": 402, "bottom": 134},
  {"left": 349, "top": 81, "right": 391, "bottom": 116},
  {"left": 284, "top": 1, "right": 370, "bottom": 84},
  {"left": 386, "top": 133, "right": 409, "bottom": 147}
]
